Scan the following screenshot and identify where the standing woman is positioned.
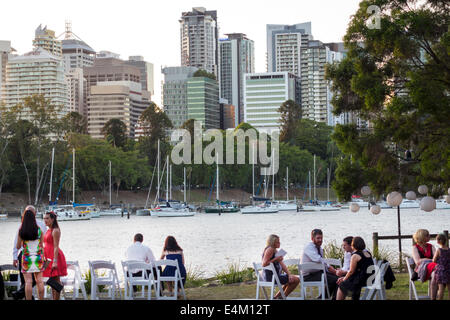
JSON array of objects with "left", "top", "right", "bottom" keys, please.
[
  {"left": 42, "top": 211, "right": 67, "bottom": 300},
  {"left": 15, "top": 210, "right": 45, "bottom": 300},
  {"left": 160, "top": 236, "right": 186, "bottom": 293}
]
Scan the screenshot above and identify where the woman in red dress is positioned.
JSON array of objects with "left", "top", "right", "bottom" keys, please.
[{"left": 43, "top": 211, "right": 67, "bottom": 300}]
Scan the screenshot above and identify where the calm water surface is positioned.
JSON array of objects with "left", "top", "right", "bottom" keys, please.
[{"left": 1, "top": 208, "right": 448, "bottom": 279}]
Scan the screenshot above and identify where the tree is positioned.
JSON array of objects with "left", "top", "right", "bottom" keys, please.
[
  {"left": 63, "top": 112, "right": 88, "bottom": 135},
  {"left": 101, "top": 118, "right": 128, "bottom": 149},
  {"left": 278, "top": 100, "right": 301, "bottom": 144},
  {"left": 325, "top": 0, "right": 450, "bottom": 196},
  {"left": 193, "top": 69, "right": 216, "bottom": 80},
  {"left": 293, "top": 119, "right": 333, "bottom": 161}
]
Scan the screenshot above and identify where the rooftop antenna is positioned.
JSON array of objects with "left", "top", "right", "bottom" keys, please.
[{"left": 65, "top": 20, "right": 73, "bottom": 39}]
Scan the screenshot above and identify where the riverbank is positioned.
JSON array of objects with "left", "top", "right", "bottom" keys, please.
[{"left": 0, "top": 187, "right": 338, "bottom": 216}]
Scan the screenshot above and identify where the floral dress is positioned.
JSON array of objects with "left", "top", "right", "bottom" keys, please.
[{"left": 21, "top": 229, "right": 44, "bottom": 273}]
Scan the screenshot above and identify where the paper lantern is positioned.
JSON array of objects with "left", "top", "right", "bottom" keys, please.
[
  {"left": 350, "top": 203, "right": 360, "bottom": 213},
  {"left": 370, "top": 205, "right": 381, "bottom": 215},
  {"left": 418, "top": 185, "right": 428, "bottom": 195},
  {"left": 387, "top": 191, "right": 403, "bottom": 207},
  {"left": 446, "top": 195, "right": 450, "bottom": 204},
  {"left": 448, "top": 188, "right": 450, "bottom": 195},
  {"left": 420, "top": 196, "right": 436, "bottom": 212},
  {"left": 406, "top": 191, "right": 417, "bottom": 200},
  {"left": 361, "top": 186, "right": 371, "bottom": 196}
]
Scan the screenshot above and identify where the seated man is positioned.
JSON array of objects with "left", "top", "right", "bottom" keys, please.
[
  {"left": 125, "top": 233, "right": 157, "bottom": 292},
  {"left": 301, "top": 229, "right": 339, "bottom": 299},
  {"left": 336, "top": 236, "right": 353, "bottom": 277}
]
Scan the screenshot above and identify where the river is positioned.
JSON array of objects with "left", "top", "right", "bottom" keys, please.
[{"left": 1, "top": 207, "right": 448, "bottom": 279}]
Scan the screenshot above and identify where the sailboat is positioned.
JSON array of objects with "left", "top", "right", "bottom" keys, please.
[
  {"left": 205, "top": 154, "right": 239, "bottom": 213},
  {"left": 151, "top": 153, "right": 194, "bottom": 217},
  {"left": 48, "top": 148, "right": 91, "bottom": 221},
  {"left": 98, "top": 161, "right": 124, "bottom": 216},
  {"left": 272, "top": 167, "right": 298, "bottom": 211},
  {"left": 241, "top": 147, "right": 279, "bottom": 214}
]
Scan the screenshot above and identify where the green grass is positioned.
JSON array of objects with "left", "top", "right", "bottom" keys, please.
[{"left": 214, "top": 261, "right": 256, "bottom": 285}]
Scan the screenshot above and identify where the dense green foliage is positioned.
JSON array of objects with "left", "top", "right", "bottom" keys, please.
[{"left": 326, "top": 0, "right": 450, "bottom": 200}]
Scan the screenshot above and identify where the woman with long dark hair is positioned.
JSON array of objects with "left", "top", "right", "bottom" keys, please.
[
  {"left": 42, "top": 211, "right": 67, "bottom": 300},
  {"left": 15, "top": 209, "right": 45, "bottom": 300},
  {"left": 160, "top": 236, "right": 186, "bottom": 293}
]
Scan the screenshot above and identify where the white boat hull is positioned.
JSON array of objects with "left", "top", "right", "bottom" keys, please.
[
  {"left": 241, "top": 206, "right": 278, "bottom": 214},
  {"left": 0, "top": 214, "right": 7, "bottom": 220},
  {"left": 99, "top": 208, "right": 124, "bottom": 216},
  {"left": 151, "top": 209, "right": 194, "bottom": 217},
  {"left": 136, "top": 209, "right": 151, "bottom": 216},
  {"left": 274, "top": 202, "right": 298, "bottom": 211},
  {"left": 436, "top": 200, "right": 450, "bottom": 210}
]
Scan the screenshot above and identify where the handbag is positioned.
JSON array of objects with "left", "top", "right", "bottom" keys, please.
[{"left": 46, "top": 269, "right": 64, "bottom": 293}]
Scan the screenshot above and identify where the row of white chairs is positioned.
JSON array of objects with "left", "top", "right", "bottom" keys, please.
[
  {"left": 253, "top": 258, "right": 390, "bottom": 300},
  {"left": 1, "top": 259, "right": 186, "bottom": 300}
]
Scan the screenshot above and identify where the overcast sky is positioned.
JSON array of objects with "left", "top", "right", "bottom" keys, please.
[{"left": 1, "top": 0, "right": 362, "bottom": 105}]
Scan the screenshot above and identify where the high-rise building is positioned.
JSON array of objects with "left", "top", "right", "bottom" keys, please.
[
  {"left": 2, "top": 47, "right": 67, "bottom": 117},
  {"left": 244, "top": 72, "right": 300, "bottom": 132},
  {"left": 187, "top": 75, "right": 220, "bottom": 129},
  {"left": 126, "top": 56, "right": 154, "bottom": 97},
  {"left": 65, "top": 68, "right": 85, "bottom": 114},
  {"left": 62, "top": 39, "right": 95, "bottom": 72},
  {"left": 33, "top": 25, "right": 62, "bottom": 57},
  {"left": 219, "top": 33, "right": 255, "bottom": 126},
  {"left": 266, "top": 22, "right": 313, "bottom": 76},
  {"left": 0, "top": 41, "right": 15, "bottom": 101},
  {"left": 180, "top": 7, "right": 218, "bottom": 75},
  {"left": 220, "top": 98, "right": 235, "bottom": 129},
  {"left": 300, "top": 40, "right": 344, "bottom": 125},
  {"left": 87, "top": 81, "right": 149, "bottom": 139},
  {"left": 162, "top": 66, "right": 198, "bottom": 128}
]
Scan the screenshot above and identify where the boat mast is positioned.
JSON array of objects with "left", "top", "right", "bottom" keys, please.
[
  {"left": 327, "top": 167, "right": 330, "bottom": 202},
  {"left": 166, "top": 156, "right": 169, "bottom": 202},
  {"left": 49, "top": 147, "right": 55, "bottom": 203},
  {"left": 308, "top": 170, "right": 311, "bottom": 200},
  {"left": 170, "top": 164, "right": 172, "bottom": 200},
  {"left": 72, "top": 148, "right": 75, "bottom": 204},
  {"left": 271, "top": 148, "right": 274, "bottom": 201},
  {"left": 216, "top": 153, "right": 219, "bottom": 203},
  {"left": 252, "top": 143, "right": 255, "bottom": 198},
  {"left": 286, "top": 166, "right": 289, "bottom": 201},
  {"left": 313, "top": 154, "right": 316, "bottom": 201},
  {"left": 109, "top": 160, "right": 112, "bottom": 207},
  {"left": 183, "top": 167, "right": 186, "bottom": 203},
  {"left": 157, "top": 139, "right": 160, "bottom": 201}
]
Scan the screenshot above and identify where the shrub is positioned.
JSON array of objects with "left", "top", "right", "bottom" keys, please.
[
  {"left": 185, "top": 264, "right": 207, "bottom": 288},
  {"left": 215, "top": 261, "right": 255, "bottom": 285},
  {"left": 323, "top": 240, "right": 344, "bottom": 262}
]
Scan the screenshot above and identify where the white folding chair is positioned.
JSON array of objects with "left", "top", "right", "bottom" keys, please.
[
  {"left": 122, "top": 261, "right": 156, "bottom": 300},
  {"left": 60, "top": 261, "right": 87, "bottom": 300},
  {"left": 252, "top": 262, "right": 286, "bottom": 300},
  {"left": 153, "top": 259, "right": 186, "bottom": 300},
  {"left": 360, "top": 260, "right": 388, "bottom": 300},
  {"left": 281, "top": 259, "right": 303, "bottom": 300},
  {"left": 88, "top": 260, "right": 121, "bottom": 300},
  {"left": 405, "top": 257, "right": 431, "bottom": 300},
  {"left": 0, "top": 264, "right": 21, "bottom": 299},
  {"left": 298, "top": 262, "right": 329, "bottom": 300},
  {"left": 323, "top": 258, "right": 342, "bottom": 269}
]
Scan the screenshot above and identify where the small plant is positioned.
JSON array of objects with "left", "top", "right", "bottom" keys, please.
[
  {"left": 214, "top": 261, "right": 255, "bottom": 285},
  {"left": 372, "top": 246, "right": 399, "bottom": 269},
  {"left": 2, "top": 271, "right": 19, "bottom": 297},
  {"left": 82, "top": 270, "right": 106, "bottom": 295},
  {"left": 323, "top": 240, "right": 344, "bottom": 262},
  {"left": 185, "top": 264, "right": 207, "bottom": 288}
]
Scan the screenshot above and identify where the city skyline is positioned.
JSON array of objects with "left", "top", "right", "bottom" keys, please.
[{"left": 0, "top": 0, "right": 361, "bottom": 106}]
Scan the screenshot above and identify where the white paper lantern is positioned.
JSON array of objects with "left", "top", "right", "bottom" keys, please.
[
  {"left": 350, "top": 203, "right": 360, "bottom": 213},
  {"left": 420, "top": 196, "right": 436, "bottom": 212},
  {"left": 446, "top": 195, "right": 450, "bottom": 204},
  {"left": 387, "top": 191, "right": 403, "bottom": 207},
  {"left": 406, "top": 191, "right": 417, "bottom": 200},
  {"left": 448, "top": 188, "right": 450, "bottom": 195},
  {"left": 418, "top": 185, "right": 428, "bottom": 195},
  {"left": 361, "top": 186, "right": 371, "bottom": 196},
  {"left": 370, "top": 205, "right": 381, "bottom": 215}
]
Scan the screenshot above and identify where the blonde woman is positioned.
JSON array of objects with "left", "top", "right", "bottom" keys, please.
[
  {"left": 412, "top": 229, "right": 437, "bottom": 299},
  {"left": 261, "top": 234, "right": 299, "bottom": 299}
]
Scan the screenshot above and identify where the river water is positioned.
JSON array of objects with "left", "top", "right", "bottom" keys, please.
[{"left": 1, "top": 207, "right": 448, "bottom": 279}]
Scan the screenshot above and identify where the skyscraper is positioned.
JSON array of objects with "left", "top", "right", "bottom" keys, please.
[
  {"left": 187, "top": 75, "right": 220, "bottom": 129},
  {"left": 33, "top": 25, "right": 62, "bottom": 57},
  {"left": 219, "top": 33, "right": 255, "bottom": 126},
  {"left": 126, "top": 56, "right": 155, "bottom": 98},
  {"left": 180, "top": 7, "right": 218, "bottom": 75},
  {"left": 0, "top": 41, "right": 15, "bottom": 101},
  {"left": 2, "top": 47, "right": 68, "bottom": 118},
  {"left": 162, "top": 66, "right": 198, "bottom": 128},
  {"left": 266, "top": 22, "right": 313, "bottom": 76}
]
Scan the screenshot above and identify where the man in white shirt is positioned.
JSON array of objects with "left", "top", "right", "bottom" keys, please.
[
  {"left": 337, "top": 236, "right": 353, "bottom": 277},
  {"left": 12, "top": 205, "right": 47, "bottom": 300},
  {"left": 125, "top": 233, "right": 157, "bottom": 292},
  {"left": 301, "top": 229, "right": 339, "bottom": 299}
]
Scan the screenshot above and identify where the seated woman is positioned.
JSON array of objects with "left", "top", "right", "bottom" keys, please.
[
  {"left": 160, "top": 236, "right": 186, "bottom": 293},
  {"left": 336, "top": 236, "right": 374, "bottom": 300},
  {"left": 412, "top": 229, "right": 437, "bottom": 299},
  {"left": 261, "top": 234, "right": 299, "bottom": 299}
]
